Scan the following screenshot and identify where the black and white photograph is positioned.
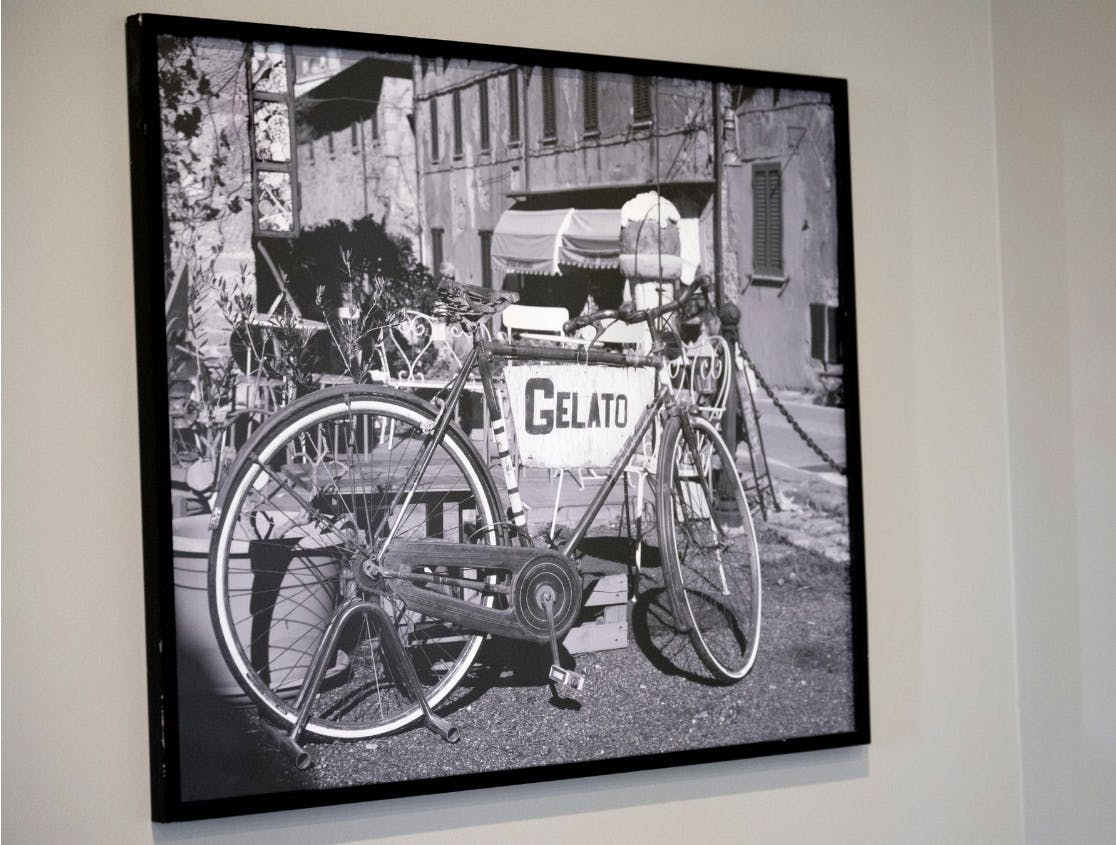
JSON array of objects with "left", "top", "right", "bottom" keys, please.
[{"left": 126, "top": 13, "right": 867, "bottom": 821}]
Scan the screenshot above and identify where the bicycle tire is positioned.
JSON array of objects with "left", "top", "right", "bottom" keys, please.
[
  {"left": 656, "top": 412, "right": 762, "bottom": 683},
  {"left": 208, "top": 384, "right": 503, "bottom": 739}
]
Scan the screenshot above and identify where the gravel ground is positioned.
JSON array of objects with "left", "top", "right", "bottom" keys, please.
[{"left": 179, "top": 516, "right": 856, "bottom": 802}]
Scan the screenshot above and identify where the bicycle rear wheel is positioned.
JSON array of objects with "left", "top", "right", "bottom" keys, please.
[
  {"left": 208, "top": 385, "right": 502, "bottom": 739},
  {"left": 656, "top": 412, "right": 762, "bottom": 683}
]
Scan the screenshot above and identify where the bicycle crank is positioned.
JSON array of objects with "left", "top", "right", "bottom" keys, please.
[{"left": 541, "top": 588, "right": 585, "bottom": 694}]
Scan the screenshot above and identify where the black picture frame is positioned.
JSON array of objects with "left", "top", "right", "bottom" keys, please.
[{"left": 127, "top": 12, "right": 868, "bottom": 822}]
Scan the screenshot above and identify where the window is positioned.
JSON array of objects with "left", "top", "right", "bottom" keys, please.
[
  {"left": 452, "top": 90, "right": 463, "bottom": 159},
  {"left": 430, "top": 98, "right": 440, "bottom": 161},
  {"left": 431, "top": 227, "right": 444, "bottom": 272},
  {"left": 479, "top": 230, "right": 493, "bottom": 288},
  {"left": 541, "top": 67, "right": 557, "bottom": 142},
  {"left": 249, "top": 43, "right": 299, "bottom": 237},
  {"left": 478, "top": 81, "right": 490, "bottom": 152},
  {"left": 508, "top": 70, "right": 520, "bottom": 144},
  {"left": 327, "top": 131, "right": 334, "bottom": 156},
  {"left": 370, "top": 109, "right": 379, "bottom": 141},
  {"left": 752, "top": 163, "right": 783, "bottom": 277},
  {"left": 633, "top": 76, "right": 653, "bottom": 124},
  {"left": 350, "top": 122, "right": 359, "bottom": 151},
  {"left": 810, "top": 304, "right": 842, "bottom": 364},
  {"left": 583, "top": 71, "right": 599, "bottom": 134}
]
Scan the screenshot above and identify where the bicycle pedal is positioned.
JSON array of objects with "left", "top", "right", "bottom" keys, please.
[{"left": 548, "top": 665, "right": 585, "bottom": 692}]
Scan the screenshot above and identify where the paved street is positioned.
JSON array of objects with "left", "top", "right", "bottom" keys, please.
[
  {"left": 752, "top": 394, "right": 848, "bottom": 487},
  {"left": 736, "top": 392, "right": 853, "bottom": 565}
]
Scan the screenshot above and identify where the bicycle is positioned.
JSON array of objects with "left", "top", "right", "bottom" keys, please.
[{"left": 206, "top": 276, "right": 761, "bottom": 768}]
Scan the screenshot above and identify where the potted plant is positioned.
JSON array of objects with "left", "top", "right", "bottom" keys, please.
[{"left": 167, "top": 269, "right": 241, "bottom": 510}]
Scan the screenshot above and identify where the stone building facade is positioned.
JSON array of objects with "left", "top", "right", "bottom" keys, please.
[
  {"left": 412, "top": 60, "right": 843, "bottom": 394},
  {"left": 294, "top": 57, "right": 419, "bottom": 251},
  {"left": 725, "top": 87, "right": 841, "bottom": 393},
  {"left": 161, "top": 36, "right": 843, "bottom": 394},
  {"left": 412, "top": 59, "right": 717, "bottom": 316}
]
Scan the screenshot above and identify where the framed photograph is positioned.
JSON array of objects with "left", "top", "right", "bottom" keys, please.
[{"left": 127, "top": 13, "right": 868, "bottom": 822}]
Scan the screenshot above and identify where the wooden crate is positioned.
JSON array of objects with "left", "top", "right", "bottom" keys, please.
[{"left": 563, "top": 572, "right": 629, "bottom": 654}]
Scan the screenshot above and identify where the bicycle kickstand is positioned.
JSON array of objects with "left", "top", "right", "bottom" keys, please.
[
  {"left": 269, "top": 598, "right": 460, "bottom": 770},
  {"left": 264, "top": 597, "right": 371, "bottom": 770},
  {"left": 366, "top": 603, "right": 460, "bottom": 744}
]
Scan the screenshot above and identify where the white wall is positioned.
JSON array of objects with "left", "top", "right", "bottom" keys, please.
[
  {"left": 1, "top": 0, "right": 1106, "bottom": 842},
  {"left": 991, "top": 2, "right": 1116, "bottom": 843}
]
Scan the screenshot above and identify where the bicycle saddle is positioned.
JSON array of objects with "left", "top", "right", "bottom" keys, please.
[{"left": 433, "top": 281, "right": 518, "bottom": 324}]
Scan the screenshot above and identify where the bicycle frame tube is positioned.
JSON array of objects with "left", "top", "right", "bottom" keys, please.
[
  {"left": 472, "top": 344, "right": 532, "bottom": 534},
  {"left": 377, "top": 332, "right": 672, "bottom": 558},
  {"left": 375, "top": 344, "right": 484, "bottom": 557},
  {"left": 558, "top": 390, "right": 667, "bottom": 557},
  {"left": 486, "top": 340, "right": 662, "bottom": 369},
  {"left": 483, "top": 337, "right": 671, "bottom": 553}
]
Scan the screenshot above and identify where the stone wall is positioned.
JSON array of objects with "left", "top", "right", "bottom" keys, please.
[{"left": 296, "top": 76, "right": 419, "bottom": 252}]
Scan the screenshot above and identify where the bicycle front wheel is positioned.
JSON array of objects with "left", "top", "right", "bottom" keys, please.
[
  {"left": 209, "top": 385, "right": 502, "bottom": 740},
  {"left": 656, "top": 412, "right": 762, "bottom": 683}
]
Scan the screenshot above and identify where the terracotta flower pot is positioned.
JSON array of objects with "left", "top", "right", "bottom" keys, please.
[{"left": 172, "top": 514, "right": 345, "bottom": 698}]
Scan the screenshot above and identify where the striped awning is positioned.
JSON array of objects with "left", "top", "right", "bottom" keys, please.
[{"left": 492, "top": 208, "right": 621, "bottom": 276}]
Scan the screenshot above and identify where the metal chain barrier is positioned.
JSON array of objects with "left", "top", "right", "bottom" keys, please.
[{"left": 737, "top": 345, "right": 847, "bottom": 476}]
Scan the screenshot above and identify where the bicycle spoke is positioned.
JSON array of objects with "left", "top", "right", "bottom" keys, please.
[
  {"left": 211, "top": 390, "right": 501, "bottom": 738},
  {"left": 658, "top": 412, "right": 761, "bottom": 682}
]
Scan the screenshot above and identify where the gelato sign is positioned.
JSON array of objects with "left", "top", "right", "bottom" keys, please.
[{"left": 505, "top": 363, "right": 655, "bottom": 469}]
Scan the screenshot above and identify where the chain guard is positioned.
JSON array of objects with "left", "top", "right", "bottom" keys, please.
[{"left": 381, "top": 541, "right": 582, "bottom": 642}]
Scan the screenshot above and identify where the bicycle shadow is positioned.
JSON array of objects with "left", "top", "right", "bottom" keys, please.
[
  {"left": 542, "top": 535, "right": 733, "bottom": 687},
  {"left": 629, "top": 587, "right": 725, "bottom": 686},
  {"left": 572, "top": 535, "right": 719, "bottom": 685},
  {"left": 434, "top": 637, "right": 584, "bottom": 718},
  {"left": 417, "top": 534, "right": 746, "bottom": 724}
]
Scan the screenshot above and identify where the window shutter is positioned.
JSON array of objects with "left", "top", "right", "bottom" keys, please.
[
  {"left": 479, "top": 81, "right": 490, "bottom": 151},
  {"left": 753, "top": 167, "right": 767, "bottom": 271},
  {"left": 752, "top": 163, "right": 782, "bottom": 275},
  {"left": 452, "top": 90, "right": 463, "bottom": 158},
  {"left": 508, "top": 70, "right": 520, "bottom": 143},
  {"left": 249, "top": 43, "right": 299, "bottom": 238},
  {"left": 432, "top": 228, "right": 444, "bottom": 272},
  {"left": 827, "top": 305, "right": 841, "bottom": 363},
  {"left": 542, "top": 68, "right": 557, "bottom": 139},
  {"left": 479, "top": 230, "right": 493, "bottom": 288},
  {"left": 583, "top": 71, "right": 598, "bottom": 133},
  {"left": 633, "top": 76, "right": 652, "bottom": 122},
  {"left": 770, "top": 168, "right": 783, "bottom": 273},
  {"left": 810, "top": 303, "right": 826, "bottom": 361},
  {"left": 430, "top": 98, "right": 440, "bottom": 160}
]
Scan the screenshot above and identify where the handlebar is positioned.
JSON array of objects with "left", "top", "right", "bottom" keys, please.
[
  {"left": 562, "top": 275, "right": 712, "bottom": 335},
  {"left": 563, "top": 309, "right": 620, "bottom": 333}
]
